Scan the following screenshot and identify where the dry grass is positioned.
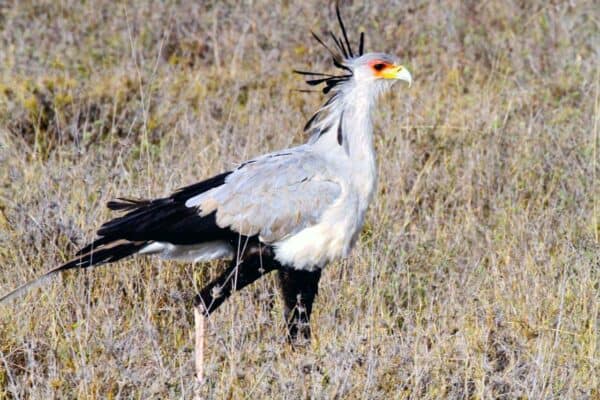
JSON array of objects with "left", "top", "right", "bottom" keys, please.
[{"left": 0, "top": 0, "right": 598, "bottom": 398}]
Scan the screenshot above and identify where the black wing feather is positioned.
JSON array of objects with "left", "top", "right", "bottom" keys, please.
[{"left": 86, "top": 171, "right": 234, "bottom": 251}]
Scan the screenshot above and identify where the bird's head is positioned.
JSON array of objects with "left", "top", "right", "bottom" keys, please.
[
  {"left": 295, "top": 5, "right": 412, "bottom": 96},
  {"left": 349, "top": 53, "right": 412, "bottom": 88}
]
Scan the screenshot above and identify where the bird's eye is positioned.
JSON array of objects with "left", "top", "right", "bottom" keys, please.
[{"left": 373, "top": 63, "right": 386, "bottom": 71}]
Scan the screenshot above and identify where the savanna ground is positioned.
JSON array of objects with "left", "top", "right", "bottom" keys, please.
[{"left": 0, "top": 0, "right": 598, "bottom": 398}]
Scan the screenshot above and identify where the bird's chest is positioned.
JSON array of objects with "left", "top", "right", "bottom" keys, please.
[
  {"left": 272, "top": 207, "right": 355, "bottom": 271},
  {"left": 273, "top": 174, "right": 375, "bottom": 271}
]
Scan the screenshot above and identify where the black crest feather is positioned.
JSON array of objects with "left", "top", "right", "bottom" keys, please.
[{"left": 294, "top": 2, "right": 365, "bottom": 96}]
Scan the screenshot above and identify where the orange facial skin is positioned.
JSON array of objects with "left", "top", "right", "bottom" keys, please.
[{"left": 368, "top": 60, "right": 404, "bottom": 79}]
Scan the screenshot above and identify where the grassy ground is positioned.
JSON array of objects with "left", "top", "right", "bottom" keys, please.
[{"left": 0, "top": 0, "right": 598, "bottom": 398}]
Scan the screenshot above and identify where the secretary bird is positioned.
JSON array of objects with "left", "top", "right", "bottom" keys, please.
[{"left": 1, "top": 4, "right": 411, "bottom": 379}]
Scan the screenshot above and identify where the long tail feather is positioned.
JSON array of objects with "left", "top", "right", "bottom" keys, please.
[
  {"left": 0, "top": 241, "right": 146, "bottom": 304},
  {"left": 0, "top": 269, "right": 60, "bottom": 303}
]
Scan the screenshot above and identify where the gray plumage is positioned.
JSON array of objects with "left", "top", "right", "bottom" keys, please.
[{"left": 186, "top": 148, "right": 341, "bottom": 243}]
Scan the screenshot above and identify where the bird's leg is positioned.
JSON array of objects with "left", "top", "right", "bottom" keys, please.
[
  {"left": 194, "top": 306, "right": 205, "bottom": 385},
  {"left": 194, "top": 251, "right": 279, "bottom": 316},
  {"left": 277, "top": 267, "right": 322, "bottom": 344},
  {"left": 193, "top": 249, "right": 279, "bottom": 384}
]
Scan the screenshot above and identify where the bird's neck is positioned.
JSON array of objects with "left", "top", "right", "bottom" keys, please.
[
  {"left": 312, "top": 82, "right": 379, "bottom": 206},
  {"left": 340, "top": 82, "right": 377, "bottom": 159},
  {"left": 311, "top": 82, "right": 379, "bottom": 154}
]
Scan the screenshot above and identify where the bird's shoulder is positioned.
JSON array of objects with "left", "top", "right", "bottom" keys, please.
[{"left": 226, "top": 145, "right": 339, "bottom": 186}]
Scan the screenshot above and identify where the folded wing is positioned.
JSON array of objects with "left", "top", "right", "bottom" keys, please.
[{"left": 186, "top": 148, "right": 341, "bottom": 243}]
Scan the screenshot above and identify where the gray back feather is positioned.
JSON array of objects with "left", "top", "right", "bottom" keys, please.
[{"left": 186, "top": 147, "right": 341, "bottom": 243}]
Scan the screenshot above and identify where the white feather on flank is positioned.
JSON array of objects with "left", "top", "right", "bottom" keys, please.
[{"left": 139, "top": 241, "right": 234, "bottom": 262}]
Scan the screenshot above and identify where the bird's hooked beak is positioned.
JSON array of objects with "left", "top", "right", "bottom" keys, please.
[{"left": 382, "top": 65, "right": 412, "bottom": 87}]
